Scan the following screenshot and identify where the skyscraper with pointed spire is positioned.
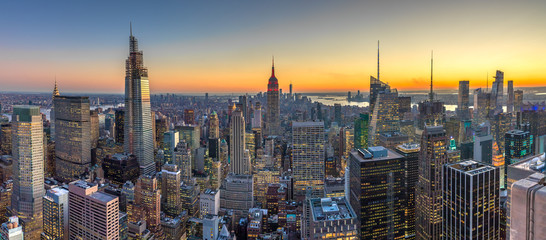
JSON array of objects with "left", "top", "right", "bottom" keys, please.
[
  {"left": 418, "top": 52, "right": 445, "bottom": 129},
  {"left": 266, "top": 57, "right": 280, "bottom": 136},
  {"left": 124, "top": 25, "right": 155, "bottom": 175},
  {"left": 50, "top": 80, "right": 60, "bottom": 141}
]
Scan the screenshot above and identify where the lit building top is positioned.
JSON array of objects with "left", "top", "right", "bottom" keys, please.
[
  {"left": 509, "top": 153, "right": 545, "bottom": 173},
  {"left": 309, "top": 197, "right": 356, "bottom": 222},
  {"left": 447, "top": 160, "right": 497, "bottom": 176},
  {"left": 396, "top": 143, "right": 420, "bottom": 153},
  {"left": 353, "top": 146, "right": 403, "bottom": 162}
]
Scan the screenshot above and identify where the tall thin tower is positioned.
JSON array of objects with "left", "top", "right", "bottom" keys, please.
[
  {"left": 429, "top": 51, "right": 434, "bottom": 102},
  {"left": 124, "top": 25, "right": 155, "bottom": 175},
  {"left": 266, "top": 57, "right": 280, "bottom": 136}
]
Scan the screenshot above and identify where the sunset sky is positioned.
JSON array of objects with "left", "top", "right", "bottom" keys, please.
[{"left": 1, "top": 0, "right": 545, "bottom": 93}]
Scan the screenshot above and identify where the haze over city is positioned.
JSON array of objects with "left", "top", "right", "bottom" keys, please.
[{"left": 1, "top": 0, "right": 546, "bottom": 93}]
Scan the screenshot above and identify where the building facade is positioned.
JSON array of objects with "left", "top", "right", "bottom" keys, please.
[{"left": 292, "top": 121, "right": 325, "bottom": 199}]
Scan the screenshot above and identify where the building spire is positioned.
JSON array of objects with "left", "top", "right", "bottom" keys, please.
[
  {"left": 377, "top": 40, "right": 380, "bottom": 81},
  {"left": 130, "top": 22, "right": 133, "bottom": 36},
  {"left": 429, "top": 50, "right": 434, "bottom": 102},
  {"left": 271, "top": 55, "right": 275, "bottom": 78},
  {"left": 53, "top": 76, "right": 60, "bottom": 99}
]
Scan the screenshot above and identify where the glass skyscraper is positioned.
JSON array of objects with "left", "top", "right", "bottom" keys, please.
[{"left": 124, "top": 28, "right": 155, "bottom": 175}]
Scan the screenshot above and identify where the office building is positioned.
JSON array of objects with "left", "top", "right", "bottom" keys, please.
[
  {"left": 353, "top": 113, "right": 368, "bottom": 150},
  {"left": 130, "top": 174, "right": 163, "bottom": 238},
  {"left": 230, "top": 108, "right": 250, "bottom": 175},
  {"left": 10, "top": 106, "right": 44, "bottom": 240},
  {"left": 200, "top": 188, "right": 220, "bottom": 218},
  {"left": 68, "top": 180, "right": 119, "bottom": 240},
  {"left": 0, "top": 216, "right": 23, "bottom": 240},
  {"left": 90, "top": 110, "right": 99, "bottom": 149},
  {"left": 50, "top": 80, "right": 60, "bottom": 141},
  {"left": 369, "top": 88, "right": 400, "bottom": 146},
  {"left": 514, "top": 90, "right": 523, "bottom": 112},
  {"left": 220, "top": 173, "right": 253, "bottom": 216},
  {"left": 181, "top": 180, "right": 200, "bottom": 218},
  {"left": 415, "top": 125, "right": 449, "bottom": 240},
  {"left": 457, "top": 80, "right": 470, "bottom": 120},
  {"left": 349, "top": 146, "right": 406, "bottom": 239},
  {"left": 102, "top": 153, "right": 140, "bottom": 186},
  {"left": 509, "top": 172, "right": 546, "bottom": 239},
  {"left": 474, "top": 122, "right": 493, "bottom": 164},
  {"left": 174, "top": 140, "right": 192, "bottom": 182},
  {"left": 0, "top": 123, "right": 11, "bottom": 155},
  {"left": 252, "top": 102, "right": 262, "bottom": 129},
  {"left": 398, "top": 96, "right": 411, "bottom": 120},
  {"left": 209, "top": 111, "right": 220, "bottom": 139},
  {"left": 507, "top": 80, "right": 514, "bottom": 113},
  {"left": 42, "top": 187, "right": 69, "bottom": 240},
  {"left": 266, "top": 59, "right": 280, "bottom": 136},
  {"left": 395, "top": 143, "right": 420, "bottom": 239},
  {"left": 203, "top": 214, "right": 219, "bottom": 240},
  {"left": 114, "top": 109, "right": 124, "bottom": 144},
  {"left": 474, "top": 88, "right": 492, "bottom": 124},
  {"left": 54, "top": 96, "right": 91, "bottom": 181},
  {"left": 369, "top": 76, "right": 389, "bottom": 115},
  {"left": 123, "top": 28, "right": 155, "bottom": 175},
  {"left": 292, "top": 121, "right": 325, "bottom": 199},
  {"left": 161, "top": 164, "right": 181, "bottom": 218},
  {"left": 162, "top": 130, "right": 179, "bottom": 164},
  {"left": 490, "top": 70, "right": 504, "bottom": 112},
  {"left": 302, "top": 197, "right": 358, "bottom": 240},
  {"left": 443, "top": 160, "right": 500, "bottom": 239},
  {"left": 505, "top": 129, "right": 533, "bottom": 187},
  {"left": 184, "top": 109, "right": 195, "bottom": 125}
]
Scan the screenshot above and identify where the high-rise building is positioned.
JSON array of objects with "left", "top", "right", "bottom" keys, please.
[
  {"left": 9, "top": 105, "right": 45, "bottom": 240},
  {"left": 302, "top": 197, "right": 358, "bottom": 240},
  {"left": 395, "top": 143, "right": 420, "bottom": 239},
  {"left": 333, "top": 103, "right": 342, "bottom": 124},
  {"left": 490, "top": 70, "right": 504, "bottom": 112},
  {"left": 123, "top": 27, "right": 155, "bottom": 175},
  {"left": 505, "top": 129, "right": 533, "bottom": 187},
  {"left": 507, "top": 80, "right": 514, "bottom": 113},
  {"left": 220, "top": 173, "right": 253, "bottom": 217},
  {"left": 292, "top": 121, "right": 325, "bottom": 199},
  {"left": 42, "top": 187, "right": 69, "bottom": 240},
  {"left": 90, "top": 110, "right": 99, "bottom": 149},
  {"left": 349, "top": 146, "right": 406, "bottom": 239},
  {"left": 514, "top": 90, "right": 523, "bottom": 112},
  {"left": 203, "top": 214, "right": 219, "bottom": 240},
  {"left": 354, "top": 113, "right": 369, "bottom": 150},
  {"left": 369, "top": 88, "right": 400, "bottom": 146},
  {"left": 398, "top": 96, "right": 411, "bottom": 120},
  {"left": 180, "top": 180, "right": 200, "bottom": 218},
  {"left": 174, "top": 141, "right": 192, "bottom": 182},
  {"left": 102, "top": 153, "right": 140, "bottom": 186},
  {"left": 115, "top": 109, "right": 125, "bottom": 144},
  {"left": 130, "top": 174, "right": 163, "bottom": 238},
  {"left": 230, "top": 108, "right": 249, "bottom": 175},
  {"left": 54, "top": 96, "right": 91, "bottom": 181},
  {"left": 457, "top": 80, "right": 470, "bottom": 120},
  {"left": 162, "top": 130, "right": 179, "bottom": 164},
  {"left": 369, "top": 77, "right": 389, "bottom": 115},
  {"left": 509, "top": 172, "right": 546, "bottom": 239},
  {"left": 68, "top": 180, "right": 119, "bottom": 240},
  {"left": 154, "top": 116, "right": 168, "bottom": 149},
  {"left": 200, "top": 188, "right": 220, "bottom": 218},
  {"left": 161, "top": 164, "right": 181, "bottom": 218},
  {"left": 474, "top": 88, "right": 492, "bottom": 124},
  {"left": 0, "top": 216, "right": 23, "bottom": 240},
  {"left": 252, "top": 102, "right": 262, "bottom": 129},
  {"left": 0, "top": 123, "right": 12, "bottom": 155},
  {"left": 443, "top": 160, "right": 500, "bottom": 239},
  {"left": 415, "top": 125, "right": 449, "bottom": 240},
  {"left": 50, "top": 80, "right": 60, "bottom": 141},
  {"left": 418, "top": 100, "right": 445, "bottom": 130},
  {"left": 209, "top": 111, "right": 219, "bottom": 139},
  {"left": 474, "top": 122, "right": 493, "bottom": 164},
  {"left": 266, "top": 59, "right": 280, "bottom": 136},
  {"left": 184, "top": 109, "right": 195, "bottom": 125}
]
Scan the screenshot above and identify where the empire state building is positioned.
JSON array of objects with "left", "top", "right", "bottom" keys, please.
[
  {"left": 124, "top": 27, "right": 155, "bottom": 175},
  {"left": 266, "top": 58, "right": 280, "bottom": 136}
]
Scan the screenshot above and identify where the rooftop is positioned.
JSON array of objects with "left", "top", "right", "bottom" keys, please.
[
  {"left": 89, "top": 191, "right": 117, "bottom": 203},
  {"left": 352, "top": 146, "right": 403, "bottom": 162},
  {"left": 510, "top": 153, "right": 545, "bottom": 173},
  {"left": 447, "top": 160, "right": 496, "bottom": 175},
  {"left": 396, "top": 143, "right": 420, "bottom": 153},
  {"left": 309, "top": 197, "right": 356, "bottom": 222}
]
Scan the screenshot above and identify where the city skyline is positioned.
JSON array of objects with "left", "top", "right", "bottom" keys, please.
[{"left": 1, "top": 1, "right": 546, "bottom": 93}]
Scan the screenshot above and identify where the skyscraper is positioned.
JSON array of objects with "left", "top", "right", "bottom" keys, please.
[
  {"left": 349, "top": 146, "right": 406, "bottom": 239},
  {"left": 266, "top": 58, "right": 280, "bottom": 136},
  {"left": 42, "top": 187, "right": 69, "bottom": 240},
  {"left": 415, "top": 125, "right": 449, "bottom": 240},
  {"left": 514, "top": 90, "right": 523, "bottom": 112},
  {"left": 161, "top": 164, "right": 181, "bottom": 218},
  {"left": 9, "top": 105, "right": 45, "bottom": 240},
  {"left": 115, "top": 109, "right": 125, "bottom": 144},
  {"left": 474, "top": 122, "right": 493, "bottom": 164},
  {"left": 0, "top": 216, "right": 23, "bottom": 240},
  {"left": 230, "top": 108, "right": 249, "bottom": 175},
  {"left": 124, "top": 27, "right": 155, "bottom": 175},
  {"left": 50, "top": 80, "right": 60, "bottom": 141},
  {"left": 368, "top": 88, "right": 400, "bottom": 146},
  {"left": 209, "top": 111, "right": 220, "bottom": 139},
  {"left": 54, "top": 96, "right": 91, "bottom": 181},
  {"left": 509, "top": 172, "right": 546, "bottom": 239},
  {"left": 130, "top": 174, "right": 163, "bottom": 238},
  {"left": 292, "top": 121, "right": 325, "bottom": 200},
  {"left": 490, "top": 70, "right": 504, "bottom": 112},
  {"left": 443, "top": 160, "right": 500, "bottom": 239},
  {"left": 68, "top": 181, "right": 120, "bottom": 240},
  {"left": 507, "top": 80, "right": 514, "bottom": 113},
  {"left": 174, "top": 140, "right": 192, "bottom": 182},
  {"left": 457, "top": 80, "right": 470, "bottom": 120},
  {"left": 395, "top": 143, "right": 420, "bottom": 239}
]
